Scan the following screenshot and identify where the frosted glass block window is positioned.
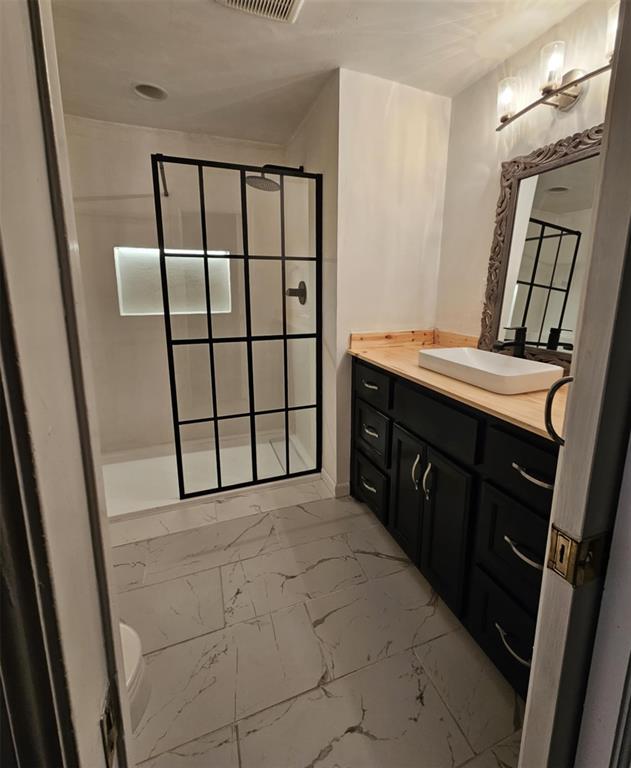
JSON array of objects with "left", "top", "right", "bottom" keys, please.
[{"left": 113, "top": 247, "right": 231, "bottom": 316}]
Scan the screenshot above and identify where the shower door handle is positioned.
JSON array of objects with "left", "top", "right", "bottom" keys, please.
[{"left": 286, "top": 281, "right": 307, "bottom": 305}]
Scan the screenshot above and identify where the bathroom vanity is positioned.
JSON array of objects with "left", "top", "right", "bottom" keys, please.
[{"left": 348, "top": 338, "right": 564, "bottom": 699}]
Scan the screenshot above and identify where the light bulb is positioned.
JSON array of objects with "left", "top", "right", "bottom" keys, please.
[
  {"left": 540, "top": 41, "right": 566, "bottom": 93},
  {"left": 497, "top": 77, "right": 519, "bottom": 123},
  {"left": 606, "top": 2, "right": 620, "bottom": 61}
]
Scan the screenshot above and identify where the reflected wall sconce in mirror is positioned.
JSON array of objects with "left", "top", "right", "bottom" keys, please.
[{"left": 496, "top": 2, "right": 619, "bottom": 131}]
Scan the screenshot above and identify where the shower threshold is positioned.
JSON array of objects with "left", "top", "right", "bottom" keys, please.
[{"left": 102, "top": 434, "right": 316, "bottom": 519}]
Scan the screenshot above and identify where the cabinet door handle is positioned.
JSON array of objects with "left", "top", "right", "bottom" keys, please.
[
  {"left": 411, "top": 454, "right": 421, "bottom": 489},
  {"left": 494, "top": 622, "right": 531, "bottom": 668},
  {"left": 511, "top": 461, "right": 554, "bottom": 491},
  {"left": 361, "top": 379, "right": 379, "bottom": 392},
  {"left": 503, "top": 535, "right": 543, "bottom": 571},
  {"left": 362, "top": 424, "right": 379, "bottom": 440},
  {"left": 360, "top": 476, "right": 377, "bottom": 494},
  {"left": 421, "top": 461, "right": 432, "bottom": 501}
]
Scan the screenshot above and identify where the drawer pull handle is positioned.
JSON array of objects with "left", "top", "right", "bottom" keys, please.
[
  {"left": 362, "top": 424, "right": 379, "bottom": 440},
  {"left": 411, "top": 454, "right": 421, "bottom": 490},
  {"left": 362, "top": 379, "right": 379, "bottom": 392},
  {"left": 422, "top": 462, "right": 432, "bottom": 501},
  {"left": 503, "top": 535, "right": 543, "bottom": 571},
  {"left": 494, "top": 622, "right": 531, "bottom": 669},
  {"left": 511, "top": 461, "right": 554, "bottom": 491},
  {"left": 360, "top": 477, "right": 377, "bottom": 495}
]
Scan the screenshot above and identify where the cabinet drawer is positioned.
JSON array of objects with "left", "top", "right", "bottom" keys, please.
[
  {"left": 468, "top": 567, "right": 535, "bottom": 699},
  {"left": 353, "top": 451, "right": 388, "bottom": 523},
  {"left": 354, "top": 399, "right": 391, "bottom": 469},
  {"left": 483, "top": 426, "right": 557, "bottom": 515},
  {"left": 476, "top": 483, "right": 548, "bottom": 615},
  {"left": 393, "top": 381, "right": 479, "bottom": 465},
  {"left": 353, "top": 360, "right": 392, "bottom": 413}
]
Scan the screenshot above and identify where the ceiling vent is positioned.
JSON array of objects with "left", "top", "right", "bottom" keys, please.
[{"left": 215, "top": 0, "right": 305, "bottom": 23}]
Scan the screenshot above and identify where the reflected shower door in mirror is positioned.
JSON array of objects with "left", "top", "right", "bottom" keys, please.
[
  {"left": 500, "top": 155, "right": 599, "bottom": 353},
  {"left": 480, "top": 124, "right": 603, "bottom": 367},
  {"left": 152, "top": 156, "right": 321, "bottom": 498}
]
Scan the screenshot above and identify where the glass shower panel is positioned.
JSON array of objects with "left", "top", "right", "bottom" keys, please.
[
  {"left": 208, "top": 258, "right": 246, "bottom": 339},
  {"left": 552, "top": 236, "right": 578, "bottom": 289},
  {"left": 285, "top": 260, "right": 316, "bottom": 335},
  {"left": 164, "top": 255, "right": 207, "bottom": 339},
  {"left": 256, "top": 412, "right": 287, "bottom": 479},
  {"left": 534, "top": 235, "right": 559, "bottom": 285},
  {"left": 173, "top": 345, "right": 213, "bottom": 422},
  {"left": 202, "top": 167, "right": 243, "bottom": 253},
  {"left": 161, "top": 163, "right": 202, "bottom": 253},
  {"left": 284, "top": 176, "right": 316, "bottom": 259},
  {"left": 289, "top": 408, "right": 317, "bottom": 473},
  {"left": 213, "top": 342, "right": 250, "bottom": 416},
  {"left": 153, "top": 156, "right": 320, "bottom": 499},
  {"left": 218, "top": 417, "right": 253, "bottom": 487},
  {"left": 287, "top": 338, "right": 316, "bottom": 408},
  {"left": 250, "top": 260, "right": 283, "bottom": 336},
  {"left": 245, "top": 173, "right": 281, "bottom": 256},
  {"left": 179, "top": 422, "right": 217, "bottom": 493},
  {"left": 252, "top": 340, "right": 285, "bottom": 412}
]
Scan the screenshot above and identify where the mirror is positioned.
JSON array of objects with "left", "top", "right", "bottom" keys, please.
[{"left": 479, "top": 124, "right": 603, "bottom": 368}]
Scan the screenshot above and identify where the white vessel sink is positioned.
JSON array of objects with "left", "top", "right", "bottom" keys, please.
[{"left": 418, "top": 347, "right": 564, "bottom": 395}]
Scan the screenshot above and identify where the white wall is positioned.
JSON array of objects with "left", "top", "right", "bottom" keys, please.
[
  {"left": 284, "top": 72, "right": 340, "bottom": 489},
  {"left": 436, "top": 0, "right": 611, "bottom": 336},
  {"left": 335, "top": 68, "right": 451, "bottom": 487},
  {"left": 65, "top": 116, "right": 285, "bottom": 455}
]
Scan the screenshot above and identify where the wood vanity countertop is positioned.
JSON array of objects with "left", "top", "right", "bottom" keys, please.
[{"left": 348, "top": 337, "right": 567, "bottom": 442}]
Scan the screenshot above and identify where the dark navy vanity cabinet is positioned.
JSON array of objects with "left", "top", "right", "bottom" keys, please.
[{"left": 350, "top": 357, "right": 558, "bottom": 699}]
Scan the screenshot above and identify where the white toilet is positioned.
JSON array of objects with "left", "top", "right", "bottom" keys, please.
[{"left": 119, "top": 622, "right": 151, "bottom": 731}]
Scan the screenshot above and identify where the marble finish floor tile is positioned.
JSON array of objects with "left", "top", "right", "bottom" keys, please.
[
  {"left": 133, "top": 603, "right": 326, "bottom": 763},
  {"left": 137, "top": 725, "right": 239, "bottom": 768},
  {"left": 461, "top": 730, "right": 521, "bottom": 768},
  {"left": 238, "top": 649, "right": 474, "bottom": 768},
  {"left": 273, "top": 497, "right": 376, "bottom": 548},
  {"left": 118, "top": 570, "right": 224, "bottom": 653},
  {"left": 307, "top": 566, "right": 459, "bottom": 679},
  {"left": 109, "top": 502, "right": 217, "bottom": 547},
  {"left": 338, "top": 521, "right": 410, "bottom": 579},
  {"left": 214, "top": 479, "right": 331, "bottom": 522},
  {"left": 112, "top": 512, "right": 280, "bottom": 592},
  {"left": 415, "top": 628, "right": 519, "bottom": 754},
  {"left": 222, "top": 536, "right": 366, "bottom": 624}
]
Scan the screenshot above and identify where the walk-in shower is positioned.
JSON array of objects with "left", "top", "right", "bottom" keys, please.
[{"left": 145, "top": 155, "right": 323, "bottom": 501}]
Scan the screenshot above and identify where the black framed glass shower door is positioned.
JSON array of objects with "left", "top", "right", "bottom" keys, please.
[{"left": 151, "top": 154, "right": 322, "bottom": 499}]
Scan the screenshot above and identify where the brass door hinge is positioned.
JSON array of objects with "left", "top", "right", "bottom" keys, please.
[{"left": 547, "top": 526, "right": 608, "bottom": 587}]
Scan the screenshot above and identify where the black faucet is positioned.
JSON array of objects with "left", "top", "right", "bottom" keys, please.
[{"left": 494, "top": 326, "right": 527, "bottom": 358}]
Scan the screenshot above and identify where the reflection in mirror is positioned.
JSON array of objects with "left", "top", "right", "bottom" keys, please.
[{"left": 499, "top": 154, "right": 600, "bottom": 354}]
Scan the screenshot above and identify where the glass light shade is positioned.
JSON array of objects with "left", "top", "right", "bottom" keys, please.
[
  {"left": 540, "top": 40, "right": 566, "bottom": 93},
  {"left": 606, "top": 2, "right": 620, "bottom": 60},
  {"left": 497, "top": 77, "right": 519, "bottom": 123}
]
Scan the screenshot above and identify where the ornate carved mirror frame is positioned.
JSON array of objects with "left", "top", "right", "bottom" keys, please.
[{"left": 478, "top": 123, "right": 604, "bottom": 369}]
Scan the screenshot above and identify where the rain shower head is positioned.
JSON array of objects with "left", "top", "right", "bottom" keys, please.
[{"left": 245, "top": 172, "right": 280, "bottom": 192}]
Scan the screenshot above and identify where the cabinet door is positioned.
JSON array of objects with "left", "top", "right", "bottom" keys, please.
[
  {"left": 388, "top": 425, "right": 425, "bottom": 563},
  {"left": 421, "top": 447, "right": 472, "bottom": 616}
]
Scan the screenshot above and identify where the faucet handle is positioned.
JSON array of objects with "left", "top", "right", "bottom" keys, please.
[{"left": 503, "top": 325, "right": 527, "bottom": 340}]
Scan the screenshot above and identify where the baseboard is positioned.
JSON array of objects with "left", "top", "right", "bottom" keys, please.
[{"left": 321, "top": 468, "right": 350, "bottom": 498}]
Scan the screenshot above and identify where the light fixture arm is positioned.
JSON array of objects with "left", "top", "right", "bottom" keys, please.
[{"left": 496, "top": 63, "right": 612, "bottom": 132}]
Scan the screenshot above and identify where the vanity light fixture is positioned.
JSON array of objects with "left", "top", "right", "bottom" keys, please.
[
  {"left": 540, "top": 40, "right": 566, "bottom": 93},
  {"left": 497, "top": 77, "right": 520, "bottom": 124}
]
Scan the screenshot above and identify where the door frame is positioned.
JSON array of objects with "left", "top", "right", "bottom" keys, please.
[
  {"left": 1, "top": 0, "right": 132, "bottom": 764},
  {"left": 519, "top": 2, "right": 631, "bottom": 765}
]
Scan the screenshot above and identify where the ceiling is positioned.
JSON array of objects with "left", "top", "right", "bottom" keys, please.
[
  {"left": 52, "top": 0, "right": 587, "bottom": 145},
  {"left": 533, "top": 154, "right": 601, "bottom": 215}
]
